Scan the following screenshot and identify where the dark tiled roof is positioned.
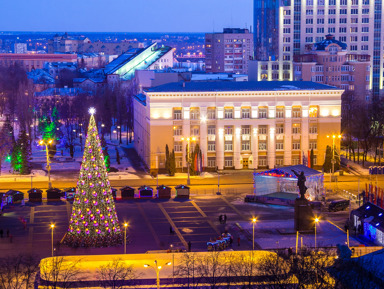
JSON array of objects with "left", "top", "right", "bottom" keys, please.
[
  {"left": 314, "top": 37, "right": 348, "bottom": 51},
  {"left": 147, "top": 81, "right": 340, "bottom": 93}
]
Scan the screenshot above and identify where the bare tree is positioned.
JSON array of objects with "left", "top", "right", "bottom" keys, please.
[
  {"left": 174, "top": 253, "right": 203, "bottom": 288},
  {"left": 97, "top": 258, "right": 138, "bottom": 289},
  {"left": 39, "top": 256, "right": 82, "bottom": 289}
]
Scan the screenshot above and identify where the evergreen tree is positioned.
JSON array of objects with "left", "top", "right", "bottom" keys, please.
[
  {"left": 169, "top": 149, "right": 176, "bottom": 176},
  {"left": 323, "top": 145, "right": 340, "bottom": 173},
  {"left": 310, "top": 149, "right": 314, "bottom": 169},
  {"left": 165, "top": 144, "right": 170, "bottom": 175},
  {"left": 11, "top": 128, "right": 31, "bottom": 174},
  {"left": 63, "top": 110, "right": 122, "bottom": 247},
  {"left": 101, "top": 135, "right": 110, "bottom": 172},
  {"left": 0, "top": 118, "right": 14, "bottom": 175}
]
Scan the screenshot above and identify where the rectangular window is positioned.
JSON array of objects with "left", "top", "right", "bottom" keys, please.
[
  {"left": 173, "top": 126, "right": 182, "bottom": 136},
  {"left": 306, "top": 28, "right": 313, "bottom": 33},
  {"left": 351, "top": 36, "right": 358, "bottom": 42},
  {"left": 225, "top": 126, "right": 233, "bottom": 135},
  {"left": 242, "top": 108, "right": 250, "bottom": 119},
  {"left": 259, "top": 125, "right": 267, "bottom": 135},
  {"left": 362, "top": 8, "right": 369, "bottom": 14},
  {"left": 309, "top": 141, "right": 317, "bottom": 150},
  {"left": 328, "top": 9, "right": 336, "bottom": 14},
  {"left": 174, "top": 141, "right": 182, "bottom": 152},
  {"left": 258, "top": 157, "right": 267, "bottom": 167},
  {"left": 207, "top": 125, "right": 216, "bottom": 135},
  {"left": 292, "top": 142, "right": 301, "bottom": 150},
  {"left": 191, "top": 126, "right": 199, "bottom": 136},
  {"left": 340, "top": 18, "right": 347, "bottom": 23},
  {"left": 351, "top": 18, "right": 358, "bottom": 24},
  {"left": 283, "top": 28, "right": 291, "bottom": 34},
  {"left": 224, "top": 157, "right": 233, "bottom": 167},
  {"left": 362, "top": 18, "right": 369, "bottom": 23},
  {"left": 276, "top": 108, "right": 285, "bottom": 118},
  {"left": 306, "top": 18, "right": 313, "bottom": 24},
  {"left": 173, "top": 109, "right": 182, "bottom": 120},
  {"left": 259, "top": 142, "right": 267, "bottom": 151},
  {"left": 276, "top": 157, "right": 284, "bottom": 167},
  {"left": 176, "top": 157, "right": 183, "bottom": 168},
  {"left": 306, "top": 9, "right": 313, "bottom": 15},
  {"left": 208, "top": 141, "right": 216, "bottom": 152},
  {"left": 329, "top": 0, "right": 335, "bottom": 4},
  {"left": 339, "top": 9, "right": 347, "bottom": 14},
  {"left": 242, "top": 141, "right": 250, "bottom": 151},
  {"left": 190, "top": 108, "right": 200, "bottom": 120},
  {"left": 276, "top": 142, "right": 284, "bottom": 150},
  {"left": 276, "top": 124, "right": 284, "bottom": 134},
  {"left": 306, "top": 37, "right": 313, "bottom": 43},
  {"left": 207, "top": 108, "right": 216, "bottom": 119},
  {"left": 351, "top": 9, "right": 358, "bottom": 14},
  {"left": 328, "top": 18, "right": 336, "bottom": 24},
  {"left": 317, "top": 18, "right": 324, "bottom": 24},
  {"left": 224, "top": 108, "right": 233, "bottom": 119},
  {"left": 351, "top": 27, "right": 358, "bottom": 33},
  {"left": 224, "top": 141, "right": 233, "bottom": 152},
  {"left": 317, "top": 28, "right": 324, "bottom": 34},
  {"left": 362, "top": 27, "right": 369, "bottom": 32},
  {"left": 328, "top": 27, "right": 335, "bottom": 33},
  {"left": 292, "top": 107, "right": 301, "bottom": 118},
  {"left": 259, "top": 108, "right": 267, "bottom": 119},
  {"left": 241, "top": 125, "right": 251, "bottom": 135},
  {"left": 207, "top": 157, "right": 216, "bottom": 168},
  {"left": 309, "top": 125, "right": 317, "bottom": 134},
  {"left": 362, "top": 36, "right": 369, "bottom": 42},
  {"left": 292, "top": 156, "right": 301, "bottom": 165},
  {"left": 292, "top": 123, "right": 301, "bottom": 134},
  {"left": 339, "top": 27, "right": 347, "bottom": 33}
]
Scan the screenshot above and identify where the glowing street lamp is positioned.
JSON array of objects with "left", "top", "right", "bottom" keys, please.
[
  {"left": 50, "top": 224, "right": 55, "bottom": 257},
  {"left": 124, "top": 222, "right": 128, "bottom": 254},
  {"left": 314, "top": 217, "right": 320, "bottom": 249},
  {"left": 144, "top": 260, "right": 171, "bottom": 289},
  {"left": 39, "top": 139, "right": 53, "bottom": 188},
  {"left": 251, "top": 218, "right": 257, "bottom": 250},
  {"left": 327, "top": 134, "right": 342, "bottom": 182},
  {"left": 181, "top": 136, "right": 196, "bottom": 185}
]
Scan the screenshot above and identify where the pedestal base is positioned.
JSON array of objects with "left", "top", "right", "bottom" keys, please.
[{"left": 294, "top": 198, "right": 315, "bottom": 232}]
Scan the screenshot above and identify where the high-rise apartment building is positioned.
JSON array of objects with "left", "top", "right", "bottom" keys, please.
[
  {"left": 205, "top": 28, "right": 254, "bottom": 74},
  {"left": 253, "top": 0, "right": 382, "bottom": 98}
]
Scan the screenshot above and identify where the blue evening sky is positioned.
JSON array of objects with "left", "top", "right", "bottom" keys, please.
[{"left": 0, "top": 0, "right": 253, "bottom": 33}]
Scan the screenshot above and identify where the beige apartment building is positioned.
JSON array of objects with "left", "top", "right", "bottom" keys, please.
[{"left": 133, "top": 81, "right": 343, "bottom": 172}]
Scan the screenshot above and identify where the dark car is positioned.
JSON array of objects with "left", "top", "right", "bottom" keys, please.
[
  {"left": 62, "top": 187, "right": 76, "bottom": 200},
  {"left": 329, "top": 199, "right": 350, "bottom": 212}
]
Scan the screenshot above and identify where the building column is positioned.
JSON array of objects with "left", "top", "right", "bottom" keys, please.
[
  {"left": 200, "top": 108, "right": 208, "bottom": 168},
  {"left": 234, "top": 126, "right": 242, "bottom": 169},
  {"left": 251, "top": 126, "right": 258, "bottom": 169},
  {"left": 284, "top": 107, "right": 292, "bottom": 166},
  {"left": 216, "top": 124, "right": 224, "bottom": 170},
  {"left": 301, "top": 106, "right": 309, "bottom": 165},
  {"left": 182, "top": 107, "right": 190, "bottom": 168},
  {"left": 268, "top": 125, "right": 276, "bottom": 169}
]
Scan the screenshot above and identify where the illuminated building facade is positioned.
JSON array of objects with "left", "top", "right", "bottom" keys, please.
[
  {"left": 133, "top": 81, "right": 343, "bottom": 172},
  {"left": 205, "top": 28, "right": 254, "bottom": 74}
]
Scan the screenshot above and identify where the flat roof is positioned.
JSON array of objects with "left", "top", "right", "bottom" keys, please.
[{"left": 146, "top": 81, "right": 341, "bottom": 93}]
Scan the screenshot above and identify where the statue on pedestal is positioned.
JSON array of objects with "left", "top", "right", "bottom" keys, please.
[{"left": 292, "top": 170, "right": 307, "bottom": 200}]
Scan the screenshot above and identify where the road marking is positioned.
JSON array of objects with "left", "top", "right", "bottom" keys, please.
[
  {"left": 220, "top": 196, "right": 249, "bottom": 221},
  {"left": 29, "top": 207, "right": 35, "bottom": 224},
  {"left": 137, "top": 203, "right": 162, "bottom": 248},
  {"left": 327, "top": 220, "right": 345, "bottom": 232},
  {"left": 157, "top": 203, "right": 188, "bottom": 249},
  {"left": 190, "top": 200, "right": 221, "bottom": 235}
]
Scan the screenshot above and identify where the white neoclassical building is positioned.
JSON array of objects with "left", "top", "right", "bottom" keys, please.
[{"left": 133, "top": 81, "right": 343, "bottom": 173}]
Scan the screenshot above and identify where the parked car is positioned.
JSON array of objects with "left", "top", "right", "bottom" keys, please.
[
  {"left": 329, "top": 199, "right": 350, "bottom": 212},
  {"left": 62, "top": 187, "right": 76, "bottom": 200}
]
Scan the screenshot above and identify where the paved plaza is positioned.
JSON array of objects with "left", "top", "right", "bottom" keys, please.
[{"left": 0, "top": 192, "right": 354, "bottom": 259}]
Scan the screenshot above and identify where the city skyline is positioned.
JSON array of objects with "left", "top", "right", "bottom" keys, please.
[{"left": 0, "top": 0, "right": 253, "bottom": 33}]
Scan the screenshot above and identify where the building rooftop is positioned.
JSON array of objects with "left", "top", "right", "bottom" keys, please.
[
  {"left": 35, "top": 87, "right": 92, "bottom": 97},
  {"left": 146, "top": 81, "right": 340, "bottom": 93},
  {"left": 314, "top": 34, "right": 348, "bottom": 51},
  {"left": 352, "top": 202, "right": 384, "bottom": 231}
]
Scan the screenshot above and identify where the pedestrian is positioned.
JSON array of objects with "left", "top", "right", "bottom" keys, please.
[
  {"left": 0, "top": 229, "right": 3, "bottom": 238},
  {"left": 188, "top": 241, "right": 192, "bottom": 252},
  {"left": 237, "top": 236, "right": 241, "bottom": 246},
  {"left": 6, "top": 229, "right": 9, "bottom": 238},
  {"left": 218, "top": 215, "right": 222, "bottom": 224},
  {"left": 9, "top": 234, "right": 12, "bottom": 243},
  {"left": 170, "top": 226, "right": 174, "bottom": 235}
]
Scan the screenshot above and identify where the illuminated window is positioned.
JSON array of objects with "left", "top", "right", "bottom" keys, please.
[
  {"left": 173, "top": 126, "right": 182, "bottom": 136},
  {"left": 309, "top": 106, "right": 318, "bottom": 117},
  {"left": 224, "top": 108, "right": 233, "bottom": 119},
  {"left": 292, "top": 142, "right": 301, "bottom": 150},
  {"left": 276, "top": 107, "right": 285, "bottom": 118},
  {"left": 173, "top": 109, "right": 182, "bottom": 120},
  {"left": 259, "top": 108, "right": 268, "bottom": 119},
  {"left": 207, "top": 157, "right": 216, "bottom": 168},
  {"left": 292, "top": 107, "right": 302, "bottom": 118},
  {"left": 207, "top": 108, "right": 216, "bottom": 119},
  {"left": 224, "top": 157, "right": 233, "bottom": 167},
  {"left": 190, "top": 108, "right": 200, "bottom": 120},
  {"left": 292, "top": 123, "right": 301, "bottom": 134},
  {"left": 174, "top": 141, "right": 182, "bottom": 152}
]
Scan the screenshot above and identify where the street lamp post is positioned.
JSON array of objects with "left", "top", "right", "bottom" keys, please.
[
  {"left": 144, "top": 260, "right": 172, "bottom": 289},
  {"left": 327, "top": 134, "right": 341, "bottom": 183},
  {"left": 314, "top": 217, "right": 319, "bottom": 249},
  {"left": 117, "top": 125, "right": 122, "bottom": 144},
  {"left": 50, "top": 224, "right": 55, "bottom": 257},
  {"left": 252, "top": 218, "right": 257, "bottom": 251},
  {"left": 39, "top": 139, "right": 53, "bottom": 189},
  {"left": 79, "top": 133, "right": 83, "bottom": 151},
  {"left": 124, "top": 222, "right": 128, "bottom": 254},
  {"left": 181, "top": 137, "right": 196, "bottom": 185}
]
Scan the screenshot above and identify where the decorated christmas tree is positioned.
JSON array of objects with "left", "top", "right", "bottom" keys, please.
[{"left": 63, "top": 108, "right": 122, "bottom": 247}]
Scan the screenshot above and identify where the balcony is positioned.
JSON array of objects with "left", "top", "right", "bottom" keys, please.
[
  {"left": 208, "top": 135, "right": 216, "bottom": 141},
  {"left": 225, "top": 135, "right": 233, "bottom": 141},
  {"left": 242, "top": 135, "right": 250, "bottom": 141}
]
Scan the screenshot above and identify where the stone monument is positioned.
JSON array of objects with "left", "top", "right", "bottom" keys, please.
[{"left": 292, "top": 169, "right": 315, "bottom": 232}]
